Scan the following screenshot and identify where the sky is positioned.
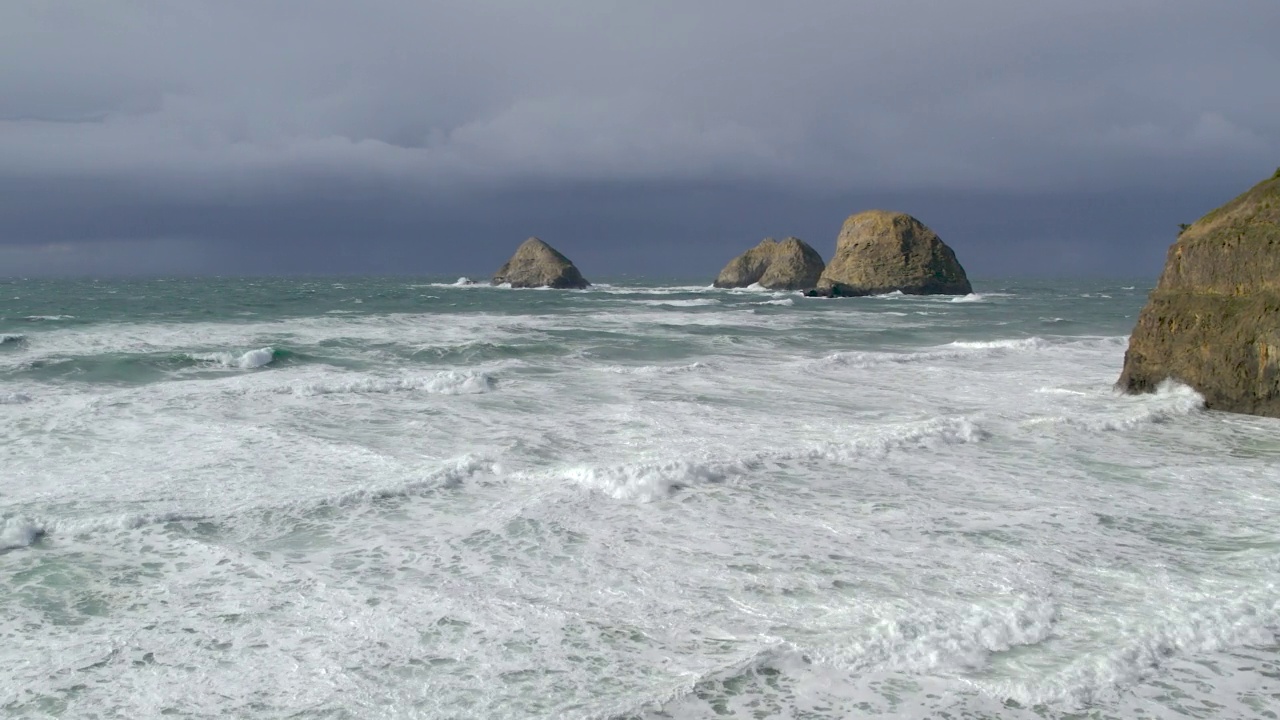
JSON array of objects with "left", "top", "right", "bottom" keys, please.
[{"left": 1, "top": 0, "right": 1277, "bottom": 279}]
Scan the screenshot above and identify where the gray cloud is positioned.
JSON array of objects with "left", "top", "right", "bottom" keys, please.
[{"left": 1, "top": 1, "right": 1277, "bottom": 276}]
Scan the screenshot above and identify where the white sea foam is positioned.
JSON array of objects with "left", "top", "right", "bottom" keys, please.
[
  {"left": 0, "top": 392, "right": 32, "bottom": 404},
  {"left": 0, "top": 511, "right": 214, "bottom": 549},
  {"left": 0, "top": 517, "right": 44, "bottom": 550},
  {"left": 4, "top": 280, "right": 1275, "bottom": 720},
  {"left": 946, "top": 337, "right": 1050, "bottom": 351},
  {"left": 552, "top": 416, "right": 987, "bottom": 501},
  {"left": 819, "top": 336, "right": 1054, "bottom": 368},
  {"left": 981, "top": 585, "right": 1280, "bottom": 708},
  {"left": 1026, "top": 380, "right": 1204, "bottom": 432},
  {"left": 599, "top": 362, "right": 711, "bottom": 375},
  {"left": 288, "top": 370, "right": 496, "bottom": 396},
  {"left": 950, "top": 293, "right": 985, "bottom": 303},
  {"left": 235, "top": 347, "right": 276, "bottom": 368},
  {"left": 635, "top": 298, "right": 720, "bottom": 307},
  {"left": 588, "top": 284, "right": 716, "bottom": 295},
  {"left": 187, "top": 347, "right": 277, "bottom": 369}
]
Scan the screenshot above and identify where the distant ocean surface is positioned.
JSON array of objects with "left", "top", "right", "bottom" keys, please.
[{"left": 3, "top": 277, "right": 1279, "bottom": 719}]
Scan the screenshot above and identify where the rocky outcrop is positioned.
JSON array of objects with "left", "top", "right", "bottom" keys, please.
[
  {"left": 713, "top": 237, "right": 825, "bottom": 290},
  {"left": 491, "top": 237, "right": 590, "bottom": 289},
  {"left": 1118, "top": 171, "right": 1280, "bottom": 417},
  {"left": 807, "top": 210, "right": 972, "bottom": 297}
]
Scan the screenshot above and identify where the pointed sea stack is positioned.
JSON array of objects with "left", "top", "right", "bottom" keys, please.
[
  {"left": 713, "top": 237, "right": 825, "bottom": 290},
  {"left": 1118, "top": 169, "right": 1280, "bottom": 417},
  {"left": 491, "top": 237, "right": 590, "bottom": 289},
  {"left": 807, "top": 210, "right": 972, "bottom": 297}
]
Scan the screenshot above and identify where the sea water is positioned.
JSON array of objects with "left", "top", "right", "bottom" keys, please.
[{"left": 2, "top": 277, "right": 1278, "bottom": 719}]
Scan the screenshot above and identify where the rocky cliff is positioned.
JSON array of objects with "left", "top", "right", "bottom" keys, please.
[
  {"left": 491, "top": 237, "right": 590, "bottom": 289},
  {"left": 810, "top": 211, "right": 971, "bottom": 297},
  {"left": 1118, "top": 170, "right": 1280, "bottom": 417}
]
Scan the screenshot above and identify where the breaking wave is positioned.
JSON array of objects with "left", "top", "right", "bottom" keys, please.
[
  {"left": 286, "top": 370, "right": 496, "bottom": 396},
  {"left": 819, "top": 337, "right": 1051, "bottom": 368},
  {"left": 981, "top": 585, "right": 1280, "bottom": 709},
  {"left": 552, "top": 416, "right": 987, "bottom": 501},
  {"left": 0, "top": 458, "right": 492, "bottom": 548},
  {"left": 186, "top": 346, "right": 281, "bottom": 369},
  {"left": 628, "top": 596, "right": 1057, "bottom": 717},
  {"left": 0, "top": 511, "right": 207, "bottom": 550},
  {"left": 1026, "top": 380, "right": 1204, "bottom": 432},
  {"left": 817, "top": 336, "right": 1127, "bottom": 370},
  {"left": 598, "top": 362, "right": 712, "bottom": 375},
  {"left": 635, "top": 298, "right": 720, "bottom": 307}
]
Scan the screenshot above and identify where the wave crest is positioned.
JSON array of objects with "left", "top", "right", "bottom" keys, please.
[
  {"left": 288, "top": 370, "right": 496, "bottom": 396},
  {"left": 551, "top": 416, "right": 987, "bottom": 501},
  {"left": 186, "top": 347, "right": 280, "bottom": 369},
  {"left": 1026, "top": 380, "right": 1204, "bottom": 432}
]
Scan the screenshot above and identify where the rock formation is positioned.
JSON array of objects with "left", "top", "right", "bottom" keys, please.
[
  {"left": 1118, "top": 170, "right": 1280, "bottom": 417},
  {"left": 807, "top": 210, "right": 972, "bottom": 297},
  {"left": 713, "top": 237, "right": 825, "bottom": 290},
  {"left": 491, "top": 237, "right": 590, "bottom": 289}
]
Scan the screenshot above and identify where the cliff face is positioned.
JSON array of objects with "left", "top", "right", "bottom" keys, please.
[
  {"left": 713, "top": 237, "right": 825, "bottom": 290},
  {"left": 1119, "top": 171, "right": 1280, "bottom": 417},
  {"left": 491, "top": 238, "right": 590, "bottom": 289},
  {"left": 811, "top": 210, "right": 971, "bottom": 297}
]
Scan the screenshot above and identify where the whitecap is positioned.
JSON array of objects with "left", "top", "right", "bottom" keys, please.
[
  {"left": 235, "top": 347, "right": 276, "bottom": 369},
  {"left": 598, "top": 362, "right": 710, "bottom": 375},
  {"left": 946, "top": 338, "right": 1049, "bottom": 351},
  {"left": 186, "top": 347, "right": 277, "bottom": 370},
  {"left": 978, "top": 584, "right": 1280, "bottom": 709},
  {"left": 635, "top": 298, "right": 720, "bottom": 307},
  {"left": 548, "top": 416, "right": 987, "bottom": 501},
  {"left": 288, "top": 370, "right": 496, "bottom": 396},
  {"left": 0, "top": 517, "right": 45, "bottom": 550},
  {"left": 1025, "top": 380, "right": 1204, "bottom": 432},
  {"left": 949, "top": 293, "right": 985, "bottom": 303},
  {"left": 818, "top": 337, "right": 1051, "bottom": 368}
]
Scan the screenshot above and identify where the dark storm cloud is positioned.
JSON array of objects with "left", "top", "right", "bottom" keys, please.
[{"left": 1, "top": 1, "right": 1277, "bottom": 277}]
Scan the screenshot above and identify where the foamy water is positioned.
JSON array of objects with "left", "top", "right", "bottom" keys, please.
[{"left": 2, "top": 278, "right": 1278, "bottom": 719}]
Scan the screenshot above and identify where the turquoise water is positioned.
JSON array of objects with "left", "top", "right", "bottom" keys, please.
[{"left": 2, "top": 277, "right": 1279, "bottom": 718}]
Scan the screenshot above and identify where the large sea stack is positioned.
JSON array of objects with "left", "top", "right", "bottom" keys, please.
[
  {"left": 491, "top": 237, "right": 590, "bottom": 289},
  {"left": 713, "top": 237, "right": 825, "bottom": 290},
  {"left": 1118, "top": 170, "right": 1280, "bottom": 417},
  {"left": 809, "top": 210, "right": 972, "bottom": 297}
]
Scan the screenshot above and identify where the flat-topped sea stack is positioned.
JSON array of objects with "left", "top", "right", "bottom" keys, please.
[
  {"left": 1118, "top": 170, "right": 1280, "bottom": 417},
  {"left": 491, "top": 237, "right": 590, "bottom": 289},
  {"left": 807, "top": 210, "right": 972, "bottom": 297},
  {"left": 713, "top": 237, "right": 825, "bottom": 290}
]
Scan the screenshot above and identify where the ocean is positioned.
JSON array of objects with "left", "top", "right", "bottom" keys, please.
[{"left": 2, "top": 277, "right": 1278, "bottom": 719}]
